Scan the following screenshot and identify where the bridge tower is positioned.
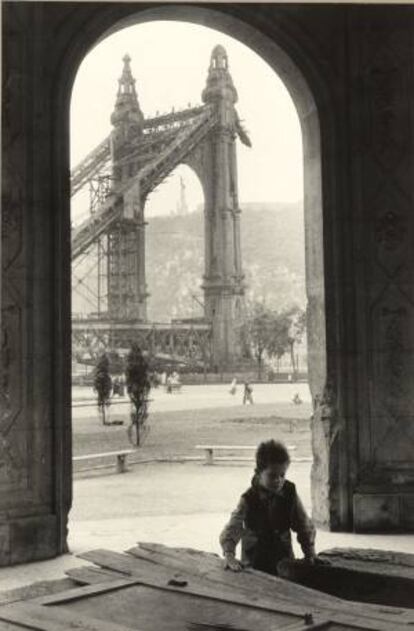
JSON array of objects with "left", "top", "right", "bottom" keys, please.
[
  {"left": 108, "top": 54, "right": 148, "bottom": 321},
  {"left": 200, "top": 45, "right": 245, "bottom": 370},
  {"left": 71, "top": 46, "right": 248, "bottom": 371}
]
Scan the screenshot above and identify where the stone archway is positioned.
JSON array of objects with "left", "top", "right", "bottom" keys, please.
[
  {"left": 64, "top": 4, "right": 335, "bottom": 531},
  {"left": 2, "top": 3, "right": 363, "bottom": 566}
]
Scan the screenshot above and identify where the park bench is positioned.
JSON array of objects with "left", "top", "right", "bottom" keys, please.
[
  {"left": 73, "top": 449, "right": 136, "bottom": 473},
  {"left": 195, "top": 444, "right": 297, "bottom": 465}
]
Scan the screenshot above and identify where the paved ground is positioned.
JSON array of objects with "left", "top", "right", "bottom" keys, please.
[
  {"left": 1, "top": 384, "right": 412, "bottom": 592},
  {"left": 1, "top": 460, "right": 413, "bottom": 591}
]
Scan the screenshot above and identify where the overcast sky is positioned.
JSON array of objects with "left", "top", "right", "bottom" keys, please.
[{"left": 70, "top": 21, "right": 303, "bottom": 220}]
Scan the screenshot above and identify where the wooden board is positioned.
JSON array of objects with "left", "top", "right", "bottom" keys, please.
[
  {"left": 72, "top": 548, "right": 413, "bottom": 629},
  {"left": 126, "top": 543, "right": 340, "bottom": 606},
  {"left": 0, "top": 579, "right": 74, "bottom": 607},
  {"left": 50, "top": 582, "right": 315, "bottom": 631},
  {"left": 0, "top": 601, "right": 137, "bottom": 631},
  {"left": 1, "top": 544, "right": 413, "bottom": 631},
  {"left": 125, "top": 542, "right": 414, "bottom": 624},
  {"left": 76, "top": 549, "right": 317, "bottom": 619}
]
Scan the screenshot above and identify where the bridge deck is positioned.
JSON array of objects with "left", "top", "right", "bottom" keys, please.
[{"left": 71, "top": 319, "right": 211, "bottom": 332}]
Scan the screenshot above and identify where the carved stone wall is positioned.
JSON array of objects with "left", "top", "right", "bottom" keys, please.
[
  {"left": 1, "top": 2, "right": 71, "bottom": 565},
  {"left": 347, "top": 7, "right": 414, "bottom": 530}
]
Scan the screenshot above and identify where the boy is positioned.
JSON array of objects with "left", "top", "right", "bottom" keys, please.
[{"left": 220, "top": 439, "right": 316, "bottom": 575}]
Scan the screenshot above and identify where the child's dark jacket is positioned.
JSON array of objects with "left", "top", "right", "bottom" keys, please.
[{"left": 220, "top": 475, "right": 315, "bottom": 575}]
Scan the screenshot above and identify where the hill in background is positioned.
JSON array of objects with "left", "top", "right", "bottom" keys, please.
[
  {"left": 146, "top": 202, "right": 305, "bottom": 321},
  {"left": 71, "top": 202, "right": 306, "bottom": 320}
]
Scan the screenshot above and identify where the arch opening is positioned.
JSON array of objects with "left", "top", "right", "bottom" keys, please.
[{"left": 67, "top": 7, "right": 332, "bottom": 557}]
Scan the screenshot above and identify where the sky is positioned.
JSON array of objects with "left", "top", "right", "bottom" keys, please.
[{"left": 70, "top": 21, "right": 303, "bottom": 221}]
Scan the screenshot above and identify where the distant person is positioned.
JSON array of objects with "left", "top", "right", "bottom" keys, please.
[
  {"left": 229, "top": 377, "right": 237, "bottom": 395},
  {"left": 112, "top": 377, "right": 120, "bottom": 397},
  {"left": 171, "top": 370, "right": 180, "bottom": 385},
  {"left": 292, "top": 392, "right": 302, "bottom": 405},
  {"left": 287, "top": 373, "right": 292, "bottom": 384},
  {"left": 219, "top": 439, "right": 316, "bottom": 575},
  {"left": 166, "top": 374, "right": 173, "bottom": 394},
  {"left": 243, "top": 381, "right": 254, "bottom": 405}
]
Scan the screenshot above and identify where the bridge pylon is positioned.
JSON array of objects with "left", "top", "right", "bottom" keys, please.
[
  {"left": 108, "top": 53, "right": 148, "bottom": 321},
  {"left": 200, "top": 45, "right": 246, "bottom": 371}
]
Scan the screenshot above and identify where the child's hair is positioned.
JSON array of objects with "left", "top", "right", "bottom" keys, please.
[{"left": 255, "top": 439, "right": 290, "bottom": 472}]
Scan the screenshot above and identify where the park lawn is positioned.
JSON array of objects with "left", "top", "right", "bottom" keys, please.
[{"left": 72, "top": 402, "right": 312, "bottom": 472}]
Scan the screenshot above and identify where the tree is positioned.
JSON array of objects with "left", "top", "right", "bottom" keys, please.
[
  {"left": 93, "top": 353, "right": 112, "bottom": 425},
  {"left": 286, "top": 306, "right": 307, "bottom": 377},
  {"left": 241, "top": 302, "right": 291, "bottom": 379},
  {"left": 125, "top": 343, "right": 151, "bottom": 447}
]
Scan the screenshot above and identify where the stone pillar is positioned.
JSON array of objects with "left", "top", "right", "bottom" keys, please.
[{"left": 1, "top": 2, "right": 71, "bottom": 565}]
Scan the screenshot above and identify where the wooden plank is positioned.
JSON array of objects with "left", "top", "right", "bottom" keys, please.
[
  {"left": 0, "top": 579, "right": 75, "bottom": 606},
  {"left": 126, "top": 543, "right": 341, "bottom": 607},
  {"left": 77, "top": 549, "right": 326, "bottom": 620},
  {"left": 134, "top": 542, "right": 344, "bottom": 605},
  {"left": 76, "top": 549, "right": 412, "bottom": 630},
  {"left": 34, "top": 577, "right": 140, "bottom": 606},
  {"left": 129, "top": 544, "right": 414, "bottom": 626},
  {"left": 65, "top": 566, "right": 127, "bottom": 585},
  {"left": 0, "top": 622, "right": 23, "bottom": 630},
  {"left": 0, "top": 602, "right": 137, "bottom": 631}
]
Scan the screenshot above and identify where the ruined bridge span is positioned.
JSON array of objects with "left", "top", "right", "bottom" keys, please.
[{"left": 71, "top": 46, "right": 250, "bottom": 370}]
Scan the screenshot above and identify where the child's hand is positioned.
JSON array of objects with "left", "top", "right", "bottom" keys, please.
[{"left": 224, "top": 554, "right": 243, "bottom": 572}]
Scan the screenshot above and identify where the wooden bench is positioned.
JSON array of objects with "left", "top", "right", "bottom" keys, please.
[
  {"left": 195, "top": 444, "right": 297, "bottom": 465},
  {"left": 73, "top": 449, "right": 136, "bottom": 473}
]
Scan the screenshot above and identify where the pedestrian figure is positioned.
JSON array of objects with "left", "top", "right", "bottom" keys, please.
[
  {"left": 292, "top": 392, "right": 302, "bottom": 405},
  {"left": 220, "top": 439, "right": 317, "bottom": 575},
  {"left": 229, "top": 377, "right": 237, "bottom": 395},
  {"left": 112, "top": 377, "right": 120, "bottom": 396},
  {"left": 243, "top": 381, "right": 254, "bottom": 405}
]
